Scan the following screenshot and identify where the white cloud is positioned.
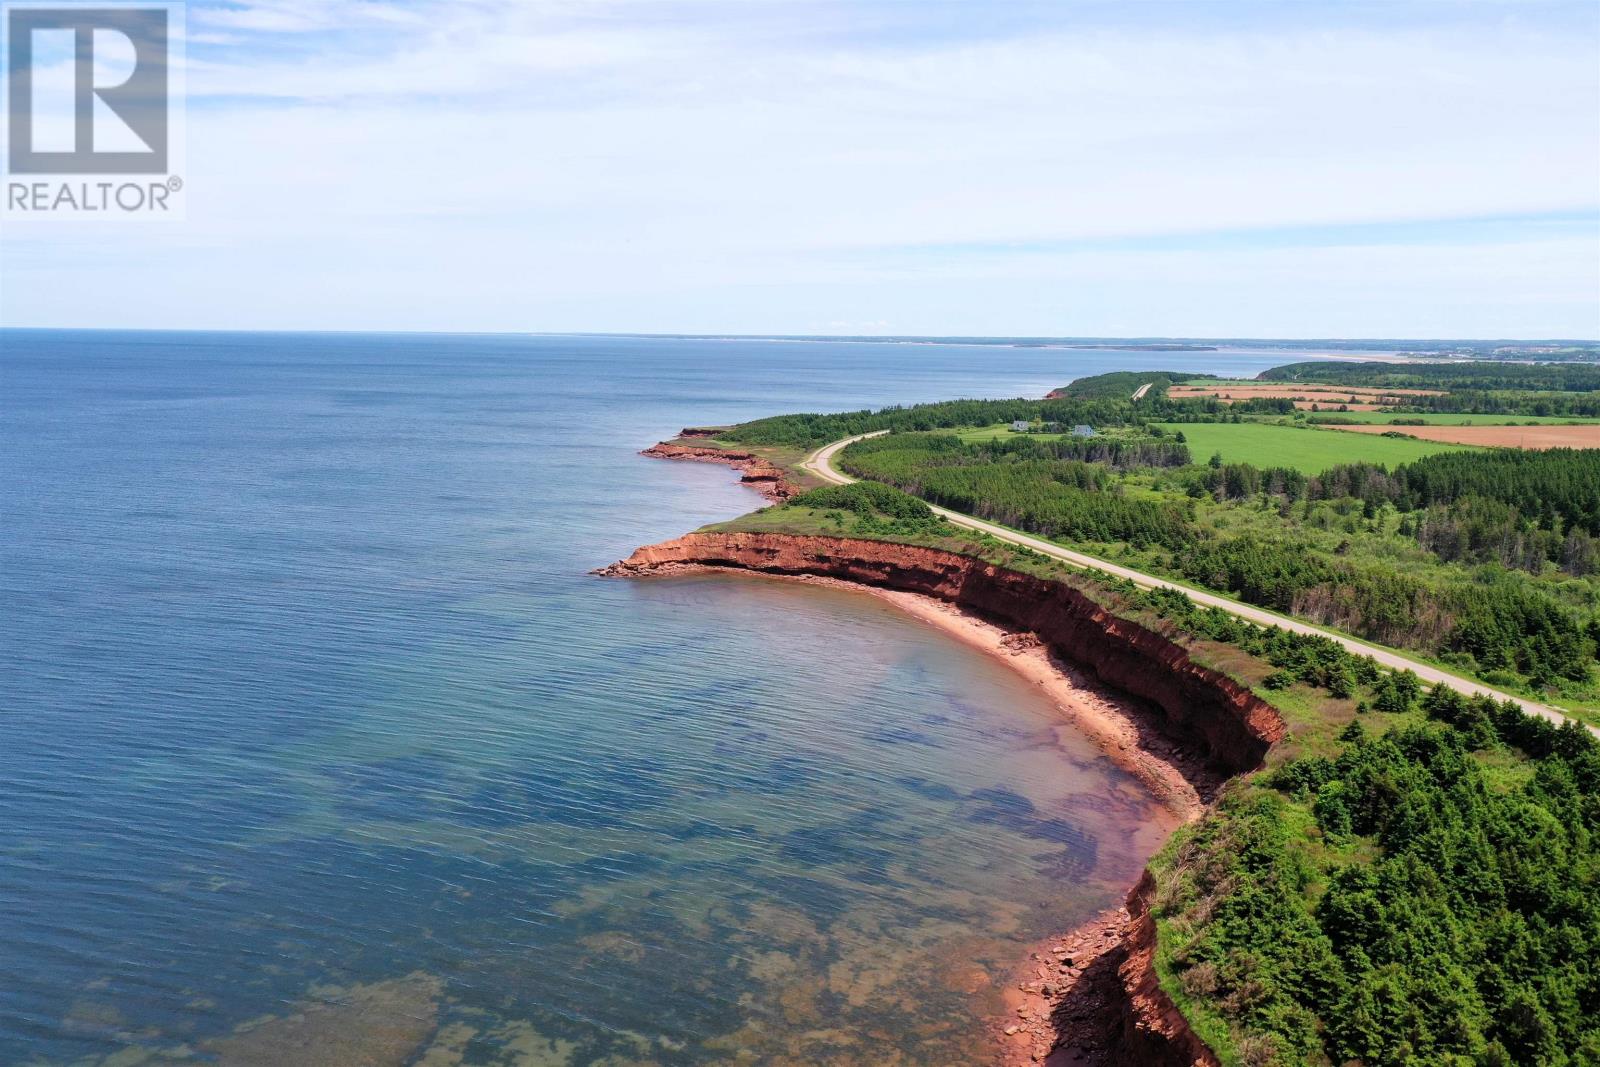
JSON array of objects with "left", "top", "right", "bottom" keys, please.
[
  {"left": 196, "top": 0, "right": 432, "bottom": 34},
  {"left": 3, "top": 1, "right": 1596, "bottom": 335}
]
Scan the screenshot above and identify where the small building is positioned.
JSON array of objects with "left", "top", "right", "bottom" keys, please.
[
  {"left": 1010, "top": 420, "right": 1031, "bottom": 433},
  {"left": 1071, "top": 424, "right": 1096, "bottom": 438}
]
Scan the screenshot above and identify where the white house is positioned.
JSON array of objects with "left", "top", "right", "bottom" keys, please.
[
  {"left": 1010, "top": 420, "right": 1031, "bottom": 432},
  {"left": 1072, "top": 424, "right": 1096, "bottom": 437}
]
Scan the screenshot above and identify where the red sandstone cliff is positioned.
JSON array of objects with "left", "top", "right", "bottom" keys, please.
[
  {"left": 600, "top": 531, "right": 1285, "bottom": 1065},
  {"left": 639, "top": 443, "right": 800, "bottom": 502},
  {"left": 1116, "top": 872, "right": 1222, "bottom": 1066},
  {"left": 1008, "top": 872, "right": 1221, "bottom": 1067},
  {"left": 602, "top": 532, "right": 1283, "bottom": 775}
]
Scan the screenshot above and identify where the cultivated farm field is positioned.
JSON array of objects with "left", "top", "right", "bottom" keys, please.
[
  {"left": 1308, "top": 412, "right": 1600, "bottom": 426},
  {"left": 1166, "top": 383, "right": 1444, "bottom": 404},
  {"left": 1327, "top": 423, "right": 1600, "bottom": 450},
  {"left": 1154, "top": 422, "right": 1473, "bottom": 473}
]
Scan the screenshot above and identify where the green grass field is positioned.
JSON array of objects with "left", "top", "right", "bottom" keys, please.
[
  {"left": 954, "top": 424, "right": 1065, "bottom": 443},
  {"left": 954, "top": 423, "right": 1137, "bottom": 444},
  {"left": 1155, "top": 422, "right": 1474, "bottom": 473},
  {"left": 1302, "top": 412, "right": 1600, "bottom": 426}
]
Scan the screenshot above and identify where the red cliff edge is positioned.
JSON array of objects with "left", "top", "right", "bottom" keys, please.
[
  {"left": 598, "top": 531, "right": 1282, "bottom": 1066},
  {"left": 639, "top": 442, "right": 800, "bottom": 502},
  {"left": 1116, "top": 871, "right": 1222, "bottom": 1067},
  {"left": 600, "top": 532, "right": 1283, "bottom": 775}
]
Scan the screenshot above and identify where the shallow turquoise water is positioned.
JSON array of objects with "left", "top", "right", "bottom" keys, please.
[{"left": 0, "top": 332, "right": 1302, "bottom": 1065}]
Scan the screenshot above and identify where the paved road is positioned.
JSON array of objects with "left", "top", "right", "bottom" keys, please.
[
  {"left": 803, "top": 432, "right": 1592, "bottom": 733},
  {"left": 1131, "top": 382, "right": 1153, "bottom": 400}
]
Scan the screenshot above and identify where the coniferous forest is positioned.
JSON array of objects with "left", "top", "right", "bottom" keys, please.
[
  {"left": 713, "top": 359, "right": 1600, "bottom": 1065},
  {"left": 825, "top": 430, "right": 1600, "bottom": 705}
]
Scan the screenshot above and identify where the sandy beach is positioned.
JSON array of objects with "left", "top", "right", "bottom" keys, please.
[
  {"left": 655, "top": 566, "right": 1218, "bottom": 824},
  {"left": 650, "top": 566, "right": 1217, "bottom": 1067}
]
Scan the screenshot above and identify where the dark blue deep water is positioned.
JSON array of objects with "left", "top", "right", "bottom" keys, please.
[{"left": 1, "top": 332, "right": 1302, "bottom": 1066}]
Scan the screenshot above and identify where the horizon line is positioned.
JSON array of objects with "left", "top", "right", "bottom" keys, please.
[{"left": 3, "top": 327, "right": 1597, "bottom": 345}]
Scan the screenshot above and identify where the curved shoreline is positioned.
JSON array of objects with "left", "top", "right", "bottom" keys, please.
[
  {"left": 618, "top": 562, "right": 1214, "bottom": 822},
  {"left": 639, "top": 440, "right": 801, "bottom": 502},
  {"left": 599, "top": 530, "right": 1284, "bottom": 1065},
  {"left": 607, "top": 564, "right": 1205, "bottom": 1066},
  {"left": 598, "top": 533, "right": 1284, "bottom": 775}
]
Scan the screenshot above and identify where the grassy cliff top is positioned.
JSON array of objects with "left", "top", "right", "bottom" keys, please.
[{"left": 698, "top": 481, "right": 1600, "bottom": 1067}]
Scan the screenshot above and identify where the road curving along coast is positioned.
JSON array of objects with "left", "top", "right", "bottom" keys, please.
[
  {"left": 802, "top": 431, "right": 1594, "bottom": 735},
  {"left": 612, "top": 425, "right": 1599, "bottom": 1063}
]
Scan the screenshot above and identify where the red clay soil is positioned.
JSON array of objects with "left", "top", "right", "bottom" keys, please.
[
  {"left": 601, "top": 533, "right": 1284, "bottom": 776},
  {"left": 599, "top": 531, "right": 1288, "bottom": 1067},
  {"left": 1328, "top": 423, "right": 1600, "bottom": 450},
  {"left": 639, "top": 441, "right": 800, "bottom": 502},
  {"left": 997, "top": 873, "right": 1219, "bottom": 1067}
]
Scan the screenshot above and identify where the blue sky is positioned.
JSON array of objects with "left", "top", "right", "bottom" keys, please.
[{"left": 2, "top": 0, "right": 1598, "bottom": 337}]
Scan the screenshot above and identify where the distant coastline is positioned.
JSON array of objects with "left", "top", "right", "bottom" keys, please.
[
  {"left": 575, "top": 331, "right": 1600, "bottom": 361},
  {"left": 1061, "top": 343, "right": 1218, "bottom": 351}
]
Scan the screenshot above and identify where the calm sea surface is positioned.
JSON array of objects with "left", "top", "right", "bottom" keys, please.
[{"left": 1, "top": 332, "right": 1306, "bottom": 1066}]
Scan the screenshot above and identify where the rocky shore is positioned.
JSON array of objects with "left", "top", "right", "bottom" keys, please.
[
  {"left": 597, "top": 530, "right": 1286, "bottom": 1065},
  {"left": 998, "top": 872, "right": 1219, "bottom": 1067},
  {"left": 639, "top": 437, "right": 800, "bottom": 502}
]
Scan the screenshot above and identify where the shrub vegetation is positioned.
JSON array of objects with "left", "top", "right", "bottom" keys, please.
[{"left": 1158, "top": 702, "right": 1600, "bottom": 1066}]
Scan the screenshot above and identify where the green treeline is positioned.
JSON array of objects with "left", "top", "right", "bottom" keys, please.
[
  {"left": 1171, "top": 537, "right": 1596, "bottom": 684},
  {"left": 1414, "top": 497, "right": 1596, "bottom": 577},
  {"left": 1175, "top": 536, "right": 1332, "bottom": 613},
  {"left": 1140, "top": 585, "right": 1388, "bottom": 701},
  {"left": 724, "top": 393, "right": 1275, "bottom": 448},
  {"left": 1189, "top": 451, "right": 1600, "bottom": 579},
  {"left": 724, "top": 397, "right": 1134, "bottom": 448},
  {"left": 839, "top": 433, "right": 1196, "bottom": 549},
  {"left": 784, "top": 481, "right": 947, "bottom": 537},
  {"left": 1404, "top": 392, "right": 1600, "bottom": 418},
  {"left": 854, "top": 430, "right": 1190, "bottom": 470},
  {"left": 787, "top": 481, "right": 938, "bottom": 522},
  {"left": 831, "top": 429, "right": 1598, "bottom": 697},
  {"left": 1257, "top": 362, "right": 1600, "bottom": 417},
  {"left": 1160, "top": 703, "right": 1600, "bottom": 1066},
  {"left": 722, "top": 369, "right": 1599, "bottom": 702},
  {"left": 964, "top": 433, "right": 1192, "bottom": 469},
  {"left": 718, "top": 376, "right": 1600, "bottom": 1066},
  {"left": 1052, "top": 370, "right": 1208, "bottom": 398},
  {"left": 1310, "top": 450, "right": 1600, "bottom": 539},
  {"left": 1261, "top": 361, "right": 1600, "bottom": 393},
  {"left": 723, "top": 360, "right": 1600, "bottom": 450}
]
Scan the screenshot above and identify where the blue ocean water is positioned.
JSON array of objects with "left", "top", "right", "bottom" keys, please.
[{"left": 0, "top": 332, "right": 1303, "bottom": 1066}]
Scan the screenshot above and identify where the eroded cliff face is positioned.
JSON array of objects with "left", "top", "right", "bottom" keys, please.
[
  {"left": 1117, "top": 873, "right": 1222, "bottom": 1067},
  {"left": 601, "top": 531, "right": 1285, "bottom": 1066},
  {"left": 638, "top": 444, "right": 800, "bottom": 502},
  {"left": 603, "top": 532, "right": 1283, "bottom": 776}
]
